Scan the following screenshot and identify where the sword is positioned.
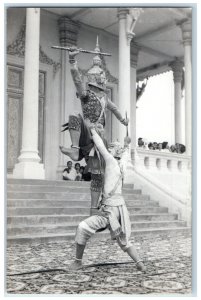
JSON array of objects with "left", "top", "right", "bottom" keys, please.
[
  {"left": 125, "top": 111, "right": 129, "bottom": 137},
  {"left": 51, "top": 45, "right": 112, "bottom": 56}
]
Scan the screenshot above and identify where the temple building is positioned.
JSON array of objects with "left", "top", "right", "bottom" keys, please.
[{"left": 6, "top": 6, "right": 193, "bottom": 242}]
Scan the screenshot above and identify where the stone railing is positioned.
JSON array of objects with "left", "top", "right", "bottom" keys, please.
[
  {"left": 130, "top": 148, "right": 192, "bottom": 224},
  {"left": 135, "top": 148, "right": 191, "bottom": 173}
]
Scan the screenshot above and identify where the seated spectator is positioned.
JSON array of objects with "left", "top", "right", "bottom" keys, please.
[
  {"left": 80, "top": 166, "right": 91, "bottom": 182},
  {"left": 179, "top": 144, "right": 186, "bottom": 154},
  {"left": 162, "top": 141, "right": 170, "bottom": 152},
  {"left": 74, "top": 163, "right": 82, "bottom": 181},
  {"left": 152, "top": 142, "right": 158, "bottom": 150},
  {"left": 63, "top": 161, "right": 76, "bottom": 181},
  {"left": 143, "top": 139, "right": 149, "bottom": 150},
  {"left": 158, "top": 143, "right": 163, "bottom": 151},
  {"left": 138, "top": 137, "right": 144, "bottom": 147},
  {"left": 175, "top": 143, "right": 181, "bottom": 153},
  {"left": 170, "top": 145, "right": 177, "bottom": 153},
  {"left": 148, "top": 142, "right": 154, "bottom": 150}
]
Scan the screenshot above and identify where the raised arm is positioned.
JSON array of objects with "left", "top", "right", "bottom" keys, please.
[
  {"left": 68, "top": 48, "right": 87, "bottom": 98},
  {"left": 90, "top": 128, "right": 113, "bottom": 163}
]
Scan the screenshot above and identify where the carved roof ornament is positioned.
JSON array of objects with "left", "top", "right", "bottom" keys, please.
[
  {"left": 7, "top": 23, "right": 26, "bottom": 57},
  {"left": 169, "top": 59, "right": 184, "bottom": 83},
  {"left": 7, "top": 23, "right": 61, "bottom": 74},
  {"left": 136, "top": 78, "right": 148, "bottom": 101}
]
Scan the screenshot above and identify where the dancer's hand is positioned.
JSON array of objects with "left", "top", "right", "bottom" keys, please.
[
  {"left": 68, "top": 46, "right": 80, "bottom": 59},
  {"left": 121, "top": 118, "right": 129, "bottom": 126},
  {"left": 124, "top": 136, "right": 131, "bottom": 146}
]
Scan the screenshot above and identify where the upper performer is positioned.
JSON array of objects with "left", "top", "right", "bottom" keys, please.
[{"left": 60, "top": 38, "right": 129, "bottom": 212}]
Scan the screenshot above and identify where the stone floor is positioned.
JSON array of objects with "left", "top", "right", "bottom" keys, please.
[{"left": 6, "top": 232, "right": 192, "bottom": 295}]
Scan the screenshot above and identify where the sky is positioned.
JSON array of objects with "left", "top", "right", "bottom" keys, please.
[{"left": 136, "top": 70, "right": 185, "bottom": 146}]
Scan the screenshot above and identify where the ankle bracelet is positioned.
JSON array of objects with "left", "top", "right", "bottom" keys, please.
[
  {"left": 136, "top": 260, "right": 143, "bottom": 265},
  {"left": 71, "top": 145, "right": 80, "bottom": 149},
  {"left": 75, "top": 258, "right": 82, "bottom": 261}
]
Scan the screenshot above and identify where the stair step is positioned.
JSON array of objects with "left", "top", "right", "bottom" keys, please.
[
  {"left": 7, "top": 184, "right": 138, "bottom": 194},
  {"left": 7, "top": 220, "right": 187, "bottom": 236},
  {"left": 7, "top": 213, "right": 178, "bottom": 226},
  {"left": 7, "top": 215, "right": 89, "bottom": 225},
  {"left": 7, "top": 227, "right": 191, "bottom": 245},
  {"left": 7, "top": 206, "right": 168, "bottom": 216},
  {"left": 7, "top": 178, "right": 134, "bottom": 189},
  {"left": 7, "top": 192, "right": 149, "bottom": 201},
  {"left": 7, "top": 199, "right": 158, "bottom": 208}
]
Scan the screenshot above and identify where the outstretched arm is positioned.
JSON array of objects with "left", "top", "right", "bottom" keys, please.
[{"left": 107, "top": 99, "right": 129, "bottom": 126}]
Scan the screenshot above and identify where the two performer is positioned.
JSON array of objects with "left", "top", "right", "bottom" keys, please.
[
  {"left": 59, "top": 39, "right": 128, "bottom": 212},
  {"left": 58, "top": 40, "right": 145, "bottom": 272}
]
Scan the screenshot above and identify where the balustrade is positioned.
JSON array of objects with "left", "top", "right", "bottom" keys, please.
[{"left": 136, "top": 148, "right": 190, "bottom": 173}]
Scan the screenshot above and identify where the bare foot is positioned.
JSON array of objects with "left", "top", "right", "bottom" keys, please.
[
  {"left": 136, "top": 261, "right": 146, "bottom": 272},
  {"left": 59, "top": 146, "right": 79, "bottom": 161},
  {"left": 68, "top": 260, "right": 82, "bottom": 271}
]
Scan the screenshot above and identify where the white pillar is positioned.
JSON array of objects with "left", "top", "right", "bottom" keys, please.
[
  {"left": 118, "top": 9, "right": 133, "bottom": 144},
  {"left": 181, "top": 19, "right": 192, "bottom": 156},
  {"left": 13, "top": 8, "right": 45, "bottom": 179},
  {"left": 57, "top": 17, "right": 80, "bottom": 177},
  {"left": 130, "top": 42, "right": 140, "bottom": 161},
  {"left": 170, "top": 59, "right": 184, "bottom": 144}
]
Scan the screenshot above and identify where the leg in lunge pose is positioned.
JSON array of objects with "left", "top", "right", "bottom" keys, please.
[{"left": 69, "top": 207, "right": 146, "bottom": 272}]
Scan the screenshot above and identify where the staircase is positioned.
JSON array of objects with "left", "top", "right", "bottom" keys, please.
[{"left": 7, "top": 179, "right": 190, "bottom": 244}]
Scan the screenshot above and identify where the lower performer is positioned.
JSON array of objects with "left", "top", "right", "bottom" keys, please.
[{"left": 69, "top": 126, "right": 146, "bottom": 272}]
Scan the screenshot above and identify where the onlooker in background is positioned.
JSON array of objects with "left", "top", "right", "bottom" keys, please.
[
  {"left": 143, "top": 139, "right": 149, "bottom": 150},
  {"left": 74, "top": 163, "right": 82, "bottom": 181},
  {"left": 158, "top": 143, "right": 163, "bottom": 151},
  {"left": 80, "top": 166, "right": 92, "bottom": 181},
  {"left": 175, "top": 143, "right": 181, "bottom": 153},
  {"left": 148, "top": 142, "right": 154, "bottom": 150},
  {"left": 152, "top": 142, "right": 158, "bottom": 150},
  {"left": 162, "top": 141, "right": 170, "bottom": 152},
  {"left": 170, "top": 145, "right": 177, "bottom": 153},
  {"left": 63, "top": 161, "right": 76, "bottom": 181},
  {"left": 179, "top": 144, "right": 186, "bottom": 154},
  {"left": 138, "top": 138, "right": 144, "bottom": 147}
]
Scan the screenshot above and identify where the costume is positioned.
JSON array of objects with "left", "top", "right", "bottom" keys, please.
[
  {"left": 75, "top": 129, "right": 133, "bottom": 251},
  {"left": 62, "top": 41, "right": 127, "bottom": 205}
]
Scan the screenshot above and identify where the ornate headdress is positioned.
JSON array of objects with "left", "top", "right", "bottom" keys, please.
[{"left": 86, "top": 37, "right": 107, "bottom": 91}]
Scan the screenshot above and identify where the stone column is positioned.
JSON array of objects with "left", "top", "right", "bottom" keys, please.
[
  {"left": 170, "top": 59, "right": 184, "bottom": 144},
  {"left": 117, "top": 8, "right": 134, "bottom": 144},
  {"left": 130, "top": 41, "right": 140, "bottom": 161},
  {"left": 181, "top": 19, "right": 192, "bottom": 156},
  {"left": 57, "top": 17, "right": 80, "bottom": 173},
  {"left": 13, "top": 8, "right": 45, "bottom": 179}
]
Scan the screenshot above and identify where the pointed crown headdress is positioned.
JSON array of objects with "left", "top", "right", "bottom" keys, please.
[{"left": 86, "top": 36, "right": 107, "bottom": 91}]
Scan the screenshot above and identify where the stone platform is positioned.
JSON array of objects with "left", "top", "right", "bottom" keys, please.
[{"left": 6, "top": 231, "right": 193, "bottom": 295}]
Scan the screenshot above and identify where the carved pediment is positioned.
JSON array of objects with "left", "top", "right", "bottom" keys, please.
[{"left": 7, "top": 24, "right": 61, "bottom": 74}]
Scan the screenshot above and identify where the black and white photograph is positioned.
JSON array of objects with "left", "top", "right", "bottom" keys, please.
[{"left": 3, "top": 1, "right": 197, "bottom": 297}]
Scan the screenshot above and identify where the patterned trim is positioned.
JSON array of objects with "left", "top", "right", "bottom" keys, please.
[
  {"left": 68, "top": 115, "right": 81, "bottom": 131},
  {"left": 90, "top": 174, "right": 104, "bottom": 192},
  {"left": 7, "top": 23, "right": 61, "bottom": 74}
]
